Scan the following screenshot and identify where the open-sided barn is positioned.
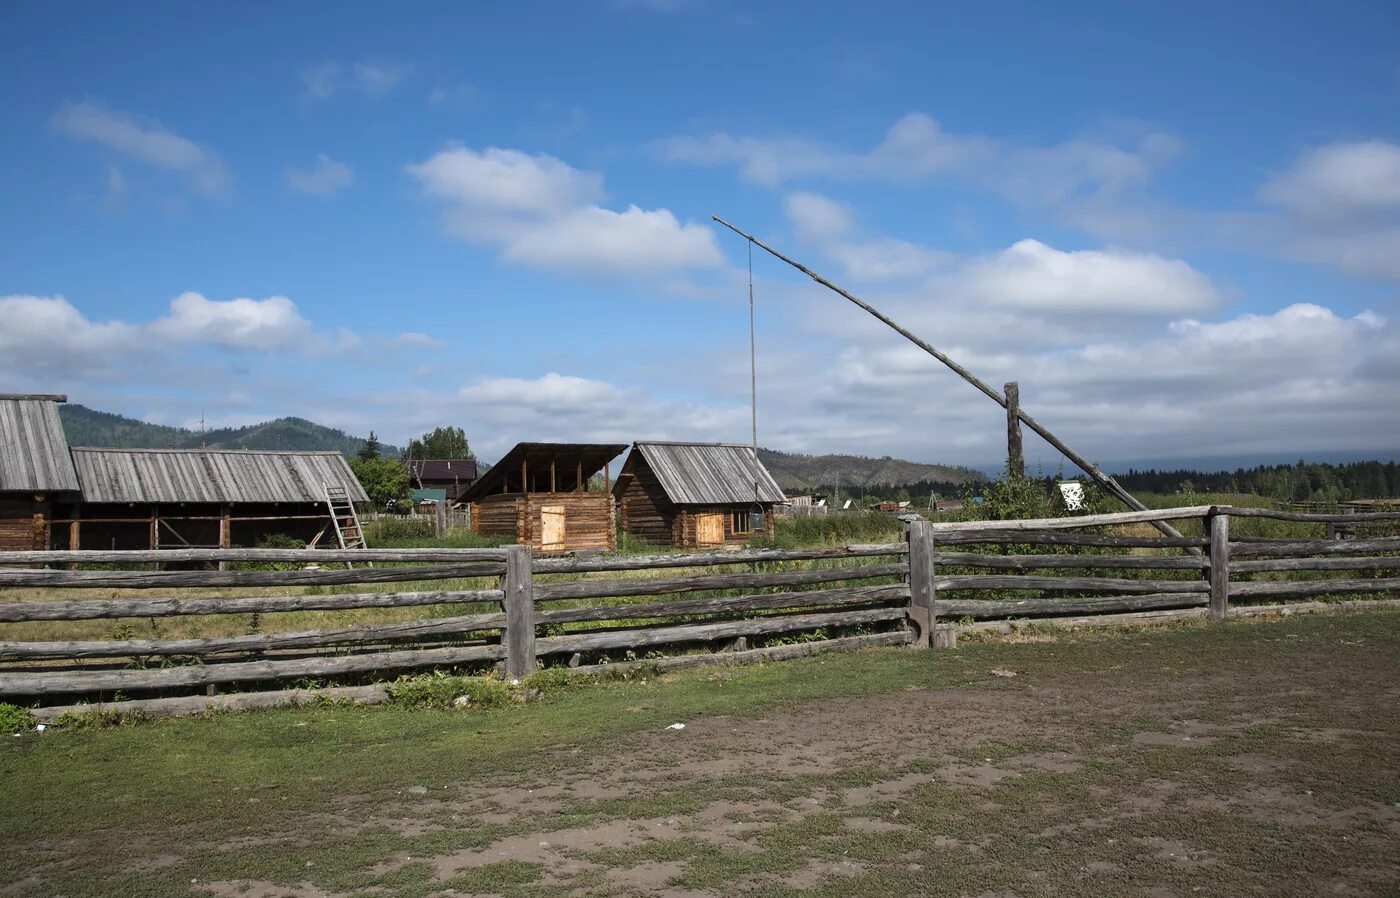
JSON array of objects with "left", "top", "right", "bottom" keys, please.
[
  {"left": 613, "top": 441, "right": 786, "bottom": 548},
  {"left": 63, "top": 447, "right": 367, "bottom": 550},
  {"left": 0, "top": 395, "right": 81, "bottom": 550},
  {"left": 463, "top": 442, "right": 624, "bottom": 554}
]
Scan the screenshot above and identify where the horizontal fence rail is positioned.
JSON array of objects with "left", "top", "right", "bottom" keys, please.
[{"left": 0, "top": 504, "right": 1396, "bottom": 707}]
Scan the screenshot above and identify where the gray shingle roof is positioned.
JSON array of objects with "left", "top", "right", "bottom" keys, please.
[
  {"left": 633, "top": 442, "right": 785, "bottom": 505},
  {"left": 71, "top": 448, "right": 368, "bottom": 504},
  {"left": 0, "top": 395, "right": 81, "bottom": 493}
]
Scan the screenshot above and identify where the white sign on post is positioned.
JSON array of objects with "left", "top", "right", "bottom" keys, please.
[{"left": 1058, "top": 481, "right": 1086, "bottom": 511}]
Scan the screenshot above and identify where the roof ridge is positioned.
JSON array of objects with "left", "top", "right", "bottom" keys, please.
[
  {"left": 634, "top": 440, "right": 758, "bottom": 449},
  {"left": 70, "top": 446, "right": 347, "bottom": 456}
]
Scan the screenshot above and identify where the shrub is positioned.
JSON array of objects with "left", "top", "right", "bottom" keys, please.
[
  {"left": 364, "top": 517, "right": 434, "bottom": 544},
  {"left": 387, "top": 671, "right": 516, "bottom": 709},
  {"left": 0, "top": 703, "right": 36, "bottom": 734}
]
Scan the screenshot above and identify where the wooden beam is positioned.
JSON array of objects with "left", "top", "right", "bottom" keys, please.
[
  {"left": 709, "top": 216, "right": 1192, "bottom": 546},
  {"left": 1005, "top": 381, "right": 1024, "bottom": 478},
  {"left": 0, "top": 587, "right": 505, "bottom": 623}
]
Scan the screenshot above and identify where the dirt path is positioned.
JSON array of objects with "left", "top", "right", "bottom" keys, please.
[{"left": 6, "top": 612, "right": 1399, "bottom": 897}]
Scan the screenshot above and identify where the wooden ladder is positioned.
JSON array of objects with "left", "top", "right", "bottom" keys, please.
[{"left": 324, "top": 484, "right": 370, "bottom": 564}]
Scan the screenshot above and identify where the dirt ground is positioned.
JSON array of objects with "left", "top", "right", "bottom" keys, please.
[{"left": 4, "top": 611, "right": 1399, "bottom": 897}]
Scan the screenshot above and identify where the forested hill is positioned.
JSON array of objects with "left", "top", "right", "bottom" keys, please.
[
  {"left": 1115, "top": 460, "right": 1400, "bottom": 502},
  {"left": 57, "top": 405, "right": 398, "bottom": 456},
  {"left": 758, "top": 448, "right": 984, "bottom": 493}
]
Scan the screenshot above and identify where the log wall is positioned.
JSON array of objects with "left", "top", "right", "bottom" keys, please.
[
  {"left": 0, "top": 495, "right": 48, "bottom": 552},
  {"left": 470, "top": 493, "right": 615, "bottom": 553}
]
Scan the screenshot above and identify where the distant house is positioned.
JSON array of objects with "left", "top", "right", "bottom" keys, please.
[
  {"left": 0, "top": 395, "right": 81, "bottom": 550},
  {"left": 406, "top": 458, "right": 478, "bottom": 506},
  {"left": 613, "top": 442, "right": 786, "bottom": 548},
  {"left": 68, "top": 447, "right": 367, "bottom": 550},
  {"left": 462, "top": 442, "right": 624, "bottom": 554}
]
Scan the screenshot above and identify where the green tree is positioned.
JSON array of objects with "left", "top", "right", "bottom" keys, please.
[
  {"left": 406, "top": 426, "right": 473, "bottom": 460},
  {"left": 357, "top": 430, "right": 382, "bottom": 462},
  {"left": 350, "top": 456, "right": 409, "bottom": 511}
]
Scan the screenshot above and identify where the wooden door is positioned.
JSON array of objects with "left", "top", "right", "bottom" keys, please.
[
  {"left": 540, "top": 505, "right": 566, "bottom": 551},
  {"left": 694, "top": 512, "right": 725, "bottom": 546}
]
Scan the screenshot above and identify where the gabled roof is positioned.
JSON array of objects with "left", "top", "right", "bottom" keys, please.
[
  {"left": 461, "top": 442, "right": 625, "bottom": 502},
  {"left": 71, "top": 448, "right": 368, "bottom": 504},
  {"left": 0, "top": 394, "right": 80, "bottom": 493},
  {"left": 407, "top": 458, "right": 479, "bottom": 483},
  {"left": 625, "top": 441, "right": 785, "bottom": 505}
]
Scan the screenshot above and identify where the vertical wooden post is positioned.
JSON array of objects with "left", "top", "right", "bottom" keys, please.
[
  {"left": 1208, "top": 510, "right": 1230, "bottom": 620},
  {"left": 575, "top": 461, "right": 583, "bottom": 492},
  {"left": 218, "top": 504, "right": 231, "bottom": 571},
  {"left": 550, "top": 459, "right": 556, "bottom": 493},
  {"left": 502, "top": 544, "right": 536, "bottom": 681},
  {"left": 434, "top": 499, "right": 449, "bottom": 539},
  {"left": 906, "top": 519, "right": 937, "bottom": 649},
  {"left": 69, "top": 508, "right": 81, "bottom": 551},
  {"left": 1005, "top": 381, "right": 1024, "bottom": 478}
]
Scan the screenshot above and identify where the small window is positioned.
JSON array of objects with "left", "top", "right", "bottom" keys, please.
[{"left": 730, "top": 510, "right": 750, "bottom": 534}]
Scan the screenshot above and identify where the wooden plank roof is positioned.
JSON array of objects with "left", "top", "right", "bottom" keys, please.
[
  {"left": 71, "top": 448, "right": 368, "bottom": 504},
  {"left": 629, "top": 441, "right": 785, "bottom": 506},
  {"left": 461, "top": 442, "right": 625, "bottom": 502},
  {"left": 0, "top": 395, "right": 80, "bottom": 493}
]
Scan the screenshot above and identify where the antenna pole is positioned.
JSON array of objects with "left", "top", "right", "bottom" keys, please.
[{"left": 711, "top": 215, "right": 1188, "bottom": 544}]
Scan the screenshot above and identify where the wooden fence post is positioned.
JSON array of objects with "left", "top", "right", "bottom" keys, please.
[
  {"left": 1005, "top": 381, "right": 1024, "bottom": 478},
  {"left": 434, "top": 500, "right": 449, "bottom": 539},
  {"left": 906, "top": 520, "right": 937, "bottom": 648},
  {"left": 1207, "top": 510, "right": 1230, "bottom": 620},
  {"left": 503, "top": 544, "right": 536, "bottom": 680}
]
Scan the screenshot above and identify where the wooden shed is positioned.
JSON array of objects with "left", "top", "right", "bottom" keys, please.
[
  {"left": 62, "top": 448, "right": 368, "bottom": 550},
  {"left": 613, "top": 442, "right": 786, "bottom": 548},
  {"left": 463, "top": 442, "right": 624, "bottom": 554},
  {"left": 0, "top": 394, "right": 81, "bottom": 550},
  {"left": 407, "top": 458, "right": 479, "bottom": 506}
]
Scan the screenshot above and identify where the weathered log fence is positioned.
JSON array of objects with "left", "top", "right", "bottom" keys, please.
[{"left": 0, "top": 505, "right": 1397, "bottom": 713}]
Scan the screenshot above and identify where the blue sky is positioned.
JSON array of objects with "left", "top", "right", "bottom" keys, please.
[{"left": 2, "top": 0, "right": 1398, "bottom": 467}]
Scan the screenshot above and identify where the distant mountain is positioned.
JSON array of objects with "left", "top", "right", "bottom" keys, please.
[
  {"left": 57, "top": 404, "right": 400, "bottom": 457},
  {"left": 758, "top": 448, "right": 984, "bottom": 493}
]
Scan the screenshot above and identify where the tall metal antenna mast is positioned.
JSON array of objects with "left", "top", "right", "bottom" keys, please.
[{"left": 712, "top": 214, "right": 1193, "bottom": 546}]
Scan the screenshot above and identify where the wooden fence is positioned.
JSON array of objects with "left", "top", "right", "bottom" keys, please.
[{"left": 0, "top": 504, "right": 1397, "bottom": 713}]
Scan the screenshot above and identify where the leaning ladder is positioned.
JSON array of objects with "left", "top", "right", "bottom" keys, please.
[{"left": 324, "top": 484, "right": 370, "bottom": 563}]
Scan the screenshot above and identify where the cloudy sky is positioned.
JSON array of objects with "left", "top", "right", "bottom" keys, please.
[{"left": 2, "top": 1, "right": 1398, "bottom": 469}]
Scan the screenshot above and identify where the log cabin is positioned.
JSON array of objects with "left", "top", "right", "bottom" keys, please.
[
  {"left": 0, "top": 395, "right": 81, "bottom": 550},
  {"left": 613, "top": 442, "right": 786, "bottom": 548},
  {"left": 463, "top": 442, "right": 624, "bottom": 553}
]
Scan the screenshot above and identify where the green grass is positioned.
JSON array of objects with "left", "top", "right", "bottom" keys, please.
[{"left": 2, "top": 609, "right": 1398, "bottom": 896}]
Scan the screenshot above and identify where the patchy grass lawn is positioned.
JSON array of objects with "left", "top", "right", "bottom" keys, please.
[{"left": 3, "top": 610, "right": 1398, "bottom": 897}]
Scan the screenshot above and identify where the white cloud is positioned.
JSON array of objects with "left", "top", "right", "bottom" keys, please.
[
  {"left": 286, "top": 154, "right": 355, "bottom": 195},
  {"left": 51, "top": 102, "right": 231, "bottom": 197},
  {"left": 953, "top": 239, "right": 1219, "bottom": 314},
  {"left": 1258, "top": 140, "right": 1400, "bottom": 280},
  {"left": 782, "top": 192, "right": 1210, "bottom": 312},
  {"left": 656, "top": 112, "right": 1174, "bottom": 208},
  {"left": 407, "top": 145, "right": 723, "bottom": 277},
  {"left": 1260, "top": 141, "right": 1400, "bottom": 222},
  {"left": 785, "top": 192, "right": 854, "bottom": 242},
  {"left": 408, "top": 146, "right": 603, "bottom": 215},
  {"left": 151, "top": 293, "right": 312, "bottom": 350},
  {"left": 300, "top": 60, "right": 410, "bottom": 101},
  {"left": 0, "top": 295, "right": 141, "bottom": 378}
]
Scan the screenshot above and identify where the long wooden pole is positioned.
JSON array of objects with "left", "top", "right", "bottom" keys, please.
[{"left": 711, "top": 215, "right": 1189, "bottom": 544}]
